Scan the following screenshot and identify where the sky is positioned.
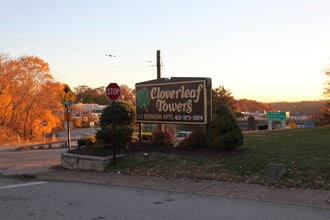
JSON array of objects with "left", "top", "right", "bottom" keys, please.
[{"left": 1, "top": 0, "right": 330, "bottom": 102}]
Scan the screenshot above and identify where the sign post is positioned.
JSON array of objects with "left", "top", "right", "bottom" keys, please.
[
  {"left": 106, "top": 83, "right": 121, "bottom": 165},
  {"left": 41, "top": 120, "right": 48, "bottom": 142},
  {"left": 58, "top": 84, "right": 76, "bottom": 150},
  {"left": 266, "top": 112, "right": 287, "bottom": 130}
]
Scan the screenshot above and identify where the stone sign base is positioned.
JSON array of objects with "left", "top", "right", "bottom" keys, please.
[{"left": 61, "top": 151, "right": 125, "bottom": 171}]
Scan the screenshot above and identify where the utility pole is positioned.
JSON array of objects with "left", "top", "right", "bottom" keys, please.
[
  {"left": 157, "top": 50, "right": 161, "bottom": 79},
  {"left": 157, "top": 50, "right": 162, "bottom": 132}
]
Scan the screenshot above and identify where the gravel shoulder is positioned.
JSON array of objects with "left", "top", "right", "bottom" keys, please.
[{"left": 33, "top": 168, "right": 330, "bottom": 209}]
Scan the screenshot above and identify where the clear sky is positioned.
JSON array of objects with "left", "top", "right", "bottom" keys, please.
[{"left": 1, "top": 0, "right": 330, "bottom": 102}]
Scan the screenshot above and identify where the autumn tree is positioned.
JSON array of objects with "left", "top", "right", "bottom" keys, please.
[
  {"left": 319, "top": 62, "right": 330, "bottom": 124},
  {"left": 74, "top": 85, "right": 109, "bottom": 105},
  {"left": 323, "top": 62, "right": 330, "bottom": 98},
  {"left": 236, "top": 99, "right": 272, "bottom": 112},
  {"left": 118, "top": 84, "right": 135, "bottom": 104},
  {"left": 0, "top": 54, "right": 62, "bottom": 143},
  {"left": 74, "top": 84, "right": 135, "bottom": 105},
  {"left": 212, "top": 85, "right": 237, "bottom": 117}
]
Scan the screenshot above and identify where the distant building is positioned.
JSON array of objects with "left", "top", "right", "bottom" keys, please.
[
  {"left": 73, "top": 103, "right": 107, "bottom": 118},
  {"left": 241, "top": 111, "right": 266, "bottom": 119}
]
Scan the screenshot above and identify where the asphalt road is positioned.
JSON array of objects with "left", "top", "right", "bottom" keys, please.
[
  {"left": 0, "top": 176, "right": 329, "bottom": 220},
  {"left": 0, "top": 128, "right": 97, "bottom": 175},
  {"left": 0, "top": 148, "right": 62, "bottom": 175}
]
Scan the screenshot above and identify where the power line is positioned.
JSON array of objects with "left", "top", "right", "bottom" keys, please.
[
  {"left": 58, "top": 66, "right": 154, "bottom": 78},
  {"left": 0, "top": 34, "right": 154, "bottom": 64},
  {"left": 0, "top": 34, "right": 104, "bottom": 56}
]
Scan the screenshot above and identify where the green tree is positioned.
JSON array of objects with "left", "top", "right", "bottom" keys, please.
[
  {"left": 212, "top": 85, "right": 237, "bottom": 118},
  {"left": 100, "top": 101, "right": 136, "bottom": 127},
  {"left": 207, "top": 104, "right": 244, "bottom": 149},
  {"left": 96, "top": 100, "right": 135, "bottom": 148},
  {"left": 95, "top": 126, "right": 133, "bottom": 148}
]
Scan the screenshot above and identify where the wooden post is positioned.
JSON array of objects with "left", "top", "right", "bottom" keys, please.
[{"left": 139, "top": 123, "right": 142, "bottom": 142}]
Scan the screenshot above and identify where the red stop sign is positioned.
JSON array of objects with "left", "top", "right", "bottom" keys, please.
[{"left": 106, "top": 83, "right": 121, "bottom": 100}]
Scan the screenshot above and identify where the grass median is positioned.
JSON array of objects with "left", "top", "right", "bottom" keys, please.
[{"left": 108, "top": 126, "right": 330, "bottom": 190}]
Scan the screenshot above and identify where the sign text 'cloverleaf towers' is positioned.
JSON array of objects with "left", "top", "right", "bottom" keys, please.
[{"left": 135, "top": 77, "right": 212, "bottom": 125}]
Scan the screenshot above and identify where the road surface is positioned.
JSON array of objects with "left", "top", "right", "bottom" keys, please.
[
  {"left": 0, "top": 176, "right": 329, "bottom": 220},
  {"left": 0, "top": 128, "right": 97, "bottom": 175},
  {"left": 0, "top": 148, "right": 62, "bottom": 175}
]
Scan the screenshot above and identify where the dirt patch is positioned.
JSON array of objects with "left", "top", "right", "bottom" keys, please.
[{"left": 68, "top": 141, "right": 249, "bottom": 159}]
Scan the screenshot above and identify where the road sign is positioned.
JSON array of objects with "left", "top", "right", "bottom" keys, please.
[
  {"left": 106, "top": 83, "right": 121, "bottom": 101},
  {"left": 305, "top": 121, "right": 315, "bottom": 128},
  {"left": 41, "top": 120, "right": 48, "bottom": 127},
  {"left": 267, "top": 112, "right": 286, "bottom": 121},
  {"left": 59, "top": 84, "right": 76, "bottom": 108},
  {"left": 288, "top": 121, "right": 296, "bottom": 128}
]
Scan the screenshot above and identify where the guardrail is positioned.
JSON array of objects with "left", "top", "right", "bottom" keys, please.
[{"left": 15, "top": 141, "right": 70, "bottom": 151}]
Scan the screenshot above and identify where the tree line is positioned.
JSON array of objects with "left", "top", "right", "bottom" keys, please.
[{"left": 1, "top": 53, "right": 329, "bottom": 143}]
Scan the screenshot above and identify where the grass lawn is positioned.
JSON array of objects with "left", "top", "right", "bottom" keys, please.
[{"left": 108, "top": 126, "right": 330, "bottom": 190}]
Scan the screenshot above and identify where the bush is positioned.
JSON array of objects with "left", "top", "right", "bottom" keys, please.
[
  {"left": 142, "top": 134, "right": 152, "bottom": 140},
  {"left": 77, "top": 136, "right": 96, "bottom": 147},
  {"left": 207, "top": 104, "right": 244, "bottom": 149},
  {"left": 151, "top": 130, "right": 173, "bottom": 145},
  {"left": 180, "top": 130, "right": 207, "bottom": 150},
  {"left": 100, "top": 101, "right": 136, "bottom": 127},
  {"left": 95, "top": 125, "right": 133, "bottom": 148}
]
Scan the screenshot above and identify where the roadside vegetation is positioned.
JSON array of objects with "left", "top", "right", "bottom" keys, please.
[{"left": 107, "top": 126, "right": 330, "bottom": 190}]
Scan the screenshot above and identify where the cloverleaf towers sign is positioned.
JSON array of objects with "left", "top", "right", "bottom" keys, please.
[{"left": 135, "top": 77, "right": 212, "bottom": 124}]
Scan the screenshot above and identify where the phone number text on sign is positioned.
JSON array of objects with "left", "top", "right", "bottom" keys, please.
[{"left": 137, "top": 114, "right": 203, "bottom": 122}]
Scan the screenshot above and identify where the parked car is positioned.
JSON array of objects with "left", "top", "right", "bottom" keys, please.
[{"left": 174, "top": 131, "right": 192, "bottom": 141}]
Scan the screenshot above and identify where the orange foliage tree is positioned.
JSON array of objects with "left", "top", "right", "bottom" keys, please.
[
  {"left": 236, "top": 99, "right": 272, "bottom": 112},
  {"left": 73, "top": 84, "right": 135, "bottom": 105},
  {"left": 0, "top": 54, "right": 62, "bottom": 143}
]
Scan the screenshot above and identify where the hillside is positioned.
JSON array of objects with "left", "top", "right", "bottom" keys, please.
[{"left": 268, "top": 100, "right": 327, "bottom": 116}]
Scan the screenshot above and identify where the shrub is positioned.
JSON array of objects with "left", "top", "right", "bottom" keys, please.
[
  {"left": 142, "top": 134, "right": 152, "bottom": 140},
  {"left": 151, "top": 130, "right": 173, "bottom": 145},
  {"left": 77, "top": 136, "right": 96, "bottom": 147},
  {"left": 207, "top": 104, "right": 244, "bottom": 149},
  {"left": 100, "top": 101, "right": 136, "bottom": 127},
  {"left": 95, "top": 125, "right": 133, "bottom": 148},
  {"left": 181, "top": 130, "right": 207, "bottom": 150}
]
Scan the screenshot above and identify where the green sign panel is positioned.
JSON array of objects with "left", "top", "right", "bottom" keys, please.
[
  {"left": 267, "top": 112, "right": 286, "bottom": 121},
  {"left": 62, "top": 100, "right": 73, "bottom": 105}
]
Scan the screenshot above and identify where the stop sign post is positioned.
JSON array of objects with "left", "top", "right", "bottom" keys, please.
[
  {"left": 41, "top": 120, "right": 48, "bottom": 142},
  {"left": 106, "top": 83, "right": 121, "bottom": 165}
]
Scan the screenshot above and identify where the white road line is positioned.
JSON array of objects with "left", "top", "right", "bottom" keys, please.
[{"left": 0, "top": 181, "right": 48, "bottom": 190}]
